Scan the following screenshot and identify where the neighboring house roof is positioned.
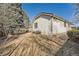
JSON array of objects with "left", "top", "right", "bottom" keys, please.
[{"left": 33, "top": 12, "right": 73, "bottom": 25}]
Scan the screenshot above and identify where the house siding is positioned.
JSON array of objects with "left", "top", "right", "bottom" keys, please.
[
  {"left": 33, "top": 16, "right": 51, "bottom": 35},
  {"left": 52, "top": 18, "right": 67, "bottom": 34},
  {"left": 33, "top": 14, "right": 72, "bottom": 35}
]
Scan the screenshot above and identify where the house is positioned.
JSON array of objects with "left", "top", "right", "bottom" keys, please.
[{"left": 32, "top": 13, "right": 72, "bottom": 35}]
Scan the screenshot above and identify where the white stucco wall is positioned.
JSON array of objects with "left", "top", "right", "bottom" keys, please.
[
  {"left": 33, "top": 16, "right": 51, "bottom": 35},
  {"left": 52, "top": 18, "right": 72, "bottom": 34},
  {"left": 33, "top": 15, "right": 72, "bottom": 35},
  {"left": 51, "top": 18, "right": 67, "bottom": 34}
]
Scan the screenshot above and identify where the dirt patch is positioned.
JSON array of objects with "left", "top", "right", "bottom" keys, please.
[{"left": 0, "top": 32, "right": 69, "bottom": 56}]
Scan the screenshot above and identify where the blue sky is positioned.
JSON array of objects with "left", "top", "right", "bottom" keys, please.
[{"left": 21, "top": 3, "right": 75, "bottom": 22}]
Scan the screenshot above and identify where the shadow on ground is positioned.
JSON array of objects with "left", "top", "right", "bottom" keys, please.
[{"left": 56, "top": 32, "right": 79, "bottom": 56}]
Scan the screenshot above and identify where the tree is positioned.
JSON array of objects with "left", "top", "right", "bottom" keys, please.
[
  {"left": 0, "top": 3, "right": 29, "bottom": 37},
  {"left": 73, "top": 4, "right": 79, "bottom": 27}
]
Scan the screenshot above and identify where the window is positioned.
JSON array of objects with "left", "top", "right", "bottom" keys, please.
[{"left": 34, "top": 23, "right": 38, "bottom": 28}]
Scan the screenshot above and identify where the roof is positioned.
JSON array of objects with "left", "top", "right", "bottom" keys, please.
[{"left": 33, "top": 12, "right": 73, "bottom": 25}]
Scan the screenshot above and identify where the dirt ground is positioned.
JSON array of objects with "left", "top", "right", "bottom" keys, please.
[
  {"left": 56, "top": 39, "right": 79, "bottom": 56},
  {"left": 0, "top": 32, "right": 69, "bottom": 56}
]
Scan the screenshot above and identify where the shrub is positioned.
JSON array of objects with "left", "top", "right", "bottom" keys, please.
[
  {"left": 67, "top": 29, "right": 79, "bottom": 39},
  {"left": 67, "top": 30, "right": 73, "bottom": 38}
]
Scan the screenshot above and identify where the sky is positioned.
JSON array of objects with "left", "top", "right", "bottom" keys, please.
[{"left": 21, "top": 3, "right": 75, "bottom": 22}]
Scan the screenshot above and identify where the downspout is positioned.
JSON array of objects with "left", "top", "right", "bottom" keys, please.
[{"left": 50, "top": 17, "right": 53, "bottom": 35}]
